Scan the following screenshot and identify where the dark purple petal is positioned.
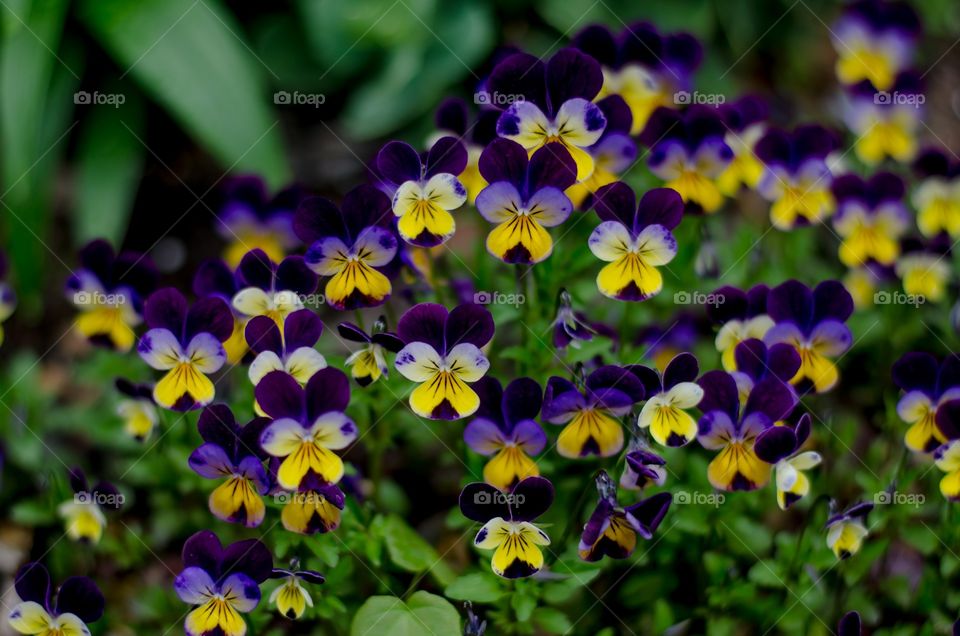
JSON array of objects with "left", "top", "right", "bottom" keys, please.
[
  {"left": 892, "top": 351, "right": 939, "bottom": 393},
  {"left": 56, "top": 577, "right": 104, "bottom": 623},
  {"left": 486, "top": 52, "right": 547, "bottom": 110},
  {"left": 197, "top": 404, "right": 240, "bottom": 449},
  {"left": 471, "top": 376, "right": 504, "bottom": 423},
  {"left": 193, "top": 259, "right": 237, "bottom": 298},
  {"left": 939, "top": 355, "right": 960, "bottom": 395},
  {"left": 754, "top": 426, "right": 798, "bottom": 463},
  {"left": 189, "top": 443, "right": 235, "bottom": 478},
  {"left": 276, "top": 257, "right": 317, "bottom": 295},
  {"left": 238, "top": 417, "right": 271, "bottom": 462},
  {"left": 571, "top": 24, "right": 617, "bottom": 67},
  {"left": 663, "top": 353, "right": 698, "bottom": 389},
  {"left": 245, "top": 316, "right": 283, "bottom": 355},
  {"left": 697, "top": 370, "right": 740, "bottom": 419},
  {"left": 502, "top": 377, "right": 542, "bottom": 426},
  {"left": 297, "top": 570, "right": 326, "bottom": 585},
  {"left": 304, "top": 368, "right": 350, "bottom": 419},
  {"left": 445, "top": 303, "right": 494, "bottom": 350},
  {"left": 596, "top": 95, "right": 632, "bottom": 135},
  {"left": 425, "top": 136, "right": 467, "bottom": 178},
  {"left": 78, "top": 240, "right": 114, "bottom": 283},
  {"left": 745, "top": 285, "right": 770, "bottom": 316},
  {"left": 587, "top": 365, "right": 645, "bottom": 403},
  {"left": 181, "top": 530, "right": 223, "bottom": 573},
  {"left": 509, "top": 476, "right": 554, "bottom": 522},
  {"left": 13, "top": 562, "right": 50, "bottom": 608},
  {"left": 745, "top": 377, "right": 797, "bottom": 422},
  {"left": 767, "top": 280, "right": 814, "bottom": 330},
  {"left": 371, "top": 332, "right": 404, "bottom": 353},
  {"left": 545, "top": 48, "right": 603, "bottom": 107},
  {"left": 237, "top": 249, "right": 275, "bottom": 290},
  {"left": 795, "top": 413, "right": 812, "bottom": 446},
  {"left": 579, "top": 499, "right": 614, "bottom": 550},
  {"left": 92, "top": 481, "right": 122, "bottom": 511},
  {"left": 478, "top": 138, "right": 528, "bottom": 188},
  {"left": 254, "top": 371, "right": 305, "bottom": 420},
  {"left": 837, "top": 611, "right": 861, "bottom": 636},
  {"left": 592, "top": 182, "right": 637, "bottom": 228},
  {"left": 541, "top": 376, "right": 582, "bottom": 422},
  {"left": 283, "top": 309, "right": 323, "bottom": 350},
  {"left": 936, "top": 399, "right": 960, "bottom": 441},
  {"left": 377, "top": 141, "right": 422, "bottom": 185},
  {"left": 767, "top": 343, "right": 802, "bottom": 383},
  {"left": 397, "top": 303, "right": 447, "bottom": 352},
  {"left": 528, "top": 143, "right": 578, "bottom": 192},
  {"left": 733, "top": 339, "right": 769, "bottom": 382},
  {"left": 435, "top": 97, "right": 468, "bottom": 135},
  {"left": 706, "top": 286, "right": 747, "bottom": 324},
  {"left": 186, "top": 297, "right": 234, "bottom": 343},
  {"left": 221, "top": 538, "right": 273, "bottom": 583},
  {"left": 336, "top": 322, "right": 371, "bottom": 344},
  {"left": 68, "top": 467, "right": 88, "bottom": 494},
  {"left": 144, "top": 288, "right": 188, "bottom": 333},
  {"left": 625, "top": 491, "right": 672, "bottom": 539},
  {"left": 294, "top": 197, "right": 344, "bottom": 244},
  {"left": 459, "top": 482, "right": 509, "bottom": 522},
  {"left": 635, "top": 187, "right": 684, "bottom": 231},
  {"left": 626, "top": 365, "right": 663, "bottom": 398},
  {"left": 812, "top": 280, "right": 853, "bottom": 324},
  {"left": 341, "top": 184, "right": 394, "bottom": 233},
  {"left": 638, "top": 106, "right": 683, "bottom": 148}
]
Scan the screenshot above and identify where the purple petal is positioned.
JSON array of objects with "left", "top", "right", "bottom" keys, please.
[
  {"left": 283, "top": 309, "right": 323, "bottom": 350},
  {"left": 936, "top": 399, "right": 960, "bottom": 440},
  {"left": 294, "top": 196, "right": 345, "bottom": 244},
  {"left": 586, "top": 365, "right": 645, "bottom": 402},
  {"left": 624, "top": 491, "right": 672, "bottom": 539},
  {"left": 510, "top": 419, "right": 546, "bottom": 455},
  {"left": 754, "top": 426, "right": 798, "bottom": 463},
  {"left": 892, "top": 352, "right": 939, "bottom": 393},
  {"left": 435, "top": 97, "right": 468, "bottom": 135},
  {"left": 579, "top": 499, "right": 614, "bottom": 551},
  {"left": 304, "top": 368, "right": 350, "bottom": 419},
  {"left": 838, "top": 611, "right": 861, "bottom": 636},
  {"left": 221, "top": 538, "right": 273, "bottom": 583},
  {"left": 425, "top": 136, "right": 467, "bottom": 178},
  {"left": 245, "top": 315, "right": 283, "bottom": 355},
  {"left": 56, "top": 577, "right": 104, "bottom": 623},
  {"left": 459, "top": 482, "right": 510, "bottom": 522},
  {"left": 635, "top": 188, "right": 684, "bottom": 231},
  {"left": 626, "top": 365, "right": 663, "bottom": 399},
  {"left": 471, "top": 377, "right": 504, "bottom": 422},
  {"left": 371, "top": 332, "right": 404, "bottom": 353},
  {"left": 767, "top": 343, "right": 802, "bottom": 383},
  {"left": 13, "top": 562, "right": 50, "bottom": 608},
  {"left": 572, "top": 24, "right": 617, "bottom": 66},
  {"left": 541, "top": 377, "right": 583, "bottom": 422},
  {"left": 697, "top": 371, "right": 740, "bottom": 420},
  {"left": 445, "top": 303, "right": 494, "bottom": 350},
  {"left": 336, "top": 322, "right": 370, "bottom": 344},
  {"left": 794, "top": 413, "right": 812, "bottom": 446},
  {"left": 340, "top": 184, "right": 394, "bottom": 234},
  {"left": 596, "top": 95, "right": 632, "bottom": 134},
  {"left": 144, "top": 288, "right": 187, "bottom": 333},
  {"left": 478, "top": 138, "right": 529, "bottom": 185},
  {"left": 486, "top": 52, "right": 547, "bottom": 110},
  {"left": 397, "top": 303, "right": 447, "bottom": 352},
  {"left": 463, "top": 417, "right": 506, "bottom": 455},
  {"left": 509, "top": 476, "right": 554, "bottom": 522},
  {"left": 706, "top": 286, "right": 747, "bottom": 324},
  {"left": 181, "top": 530, "right": 224, "bottom": 573},
  {"left": 188, "top": 443, "right": 236, "bottom": 479},
  {"left": 939, "top": 355, "right": 960, "bottom": 396},
  {"left": 193, "top": 259, "right": 237, "bottom": 298},
  {"left": 545, "top": 48, "right": 603, "bottom": 106},
  {"left": 810, "top": 320, "right": 852, "bottom": 356},
  {"left": 528, "top": 143, "right": 578, "bottom": 192},
  {"left": 744, "top": 377, "right": 797, "bottom": 423},
  {"left": 276, "top": 257, "right": 318, "bottom": 295},
  {"left": 237, "top": 249, "right": 275, "bottom": 290},
  {"left": 663, "top": 353, "right": 699, "bottom": 389},
  {"left": 377, "top": 141, "right": 422, "bottom": 185},
  {"left": 768, "top": 280, "right": 814, "bottom": 330},
  {"left": 812, "top": 280, "right": 854, "bottom": 324},
  {"left": 502, "top": 377, "right": 542, "bottom": 426},
  {"left": 254, "top": 371, "right": 305, "bottom": 420},
  {"left": 592, "top": 181, "right": 637, "bottom": 228},
  {"left": 186, "top": 297, "right": 234, "bottom": 343}
]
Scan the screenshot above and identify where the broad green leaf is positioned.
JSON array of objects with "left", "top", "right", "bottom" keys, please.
[
  {"left": 381, "top": 514, "right": 455, "bottom": 585},
  {"left": 350, "top": 591, "right": 460, "bottom": 636},
  {"left": 444, "top": 572, "right": 506, "bottom": 603},
  {"left": 533, "top": 607, "right": 573, "bottom": 634}
]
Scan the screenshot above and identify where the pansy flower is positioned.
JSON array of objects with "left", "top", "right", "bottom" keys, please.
[
  {"left": 588, "top": 183, "right": 683, "bottom": 301},
  {"left": 376, "top": 137, "right": 468, "bottom": 247},
  {"left": 337, "top": 318, "right": 404, "bottom": 387},
  {"left": 764, "top": 280, "right": 854, "bottom": 394},
  {"left": 295, "top": 184, "right": 400, "bottom": 310},
  {"left": 268, "top": 562, "right": 325, "bottom": 620},
  {"left": 542, "top": 365, "right": 646, "bottom": 458},
  {"left": 394, "top": 303, "right": 494, "bottom": 420},
  {"left": 706, "top": 284, "right": 773, "bottom": 371},
  {"left": 697, "top": 370, "right": 798, "bottom": 491},
  {"left": 572, "top": 22, "right": 702, "bottom": 134},
  {"left": 755, "top": 125, "right": 840, "bottom": 229},
  {"left": 256, "top": 368, "right": 355, "bottom": 489},
  {"left": 174, "top": 530, "right": 272, "bottom": 636},
  {"left": 459, "top": 476, "right": 554, "bottom": 579},
  {"left": 137, "top": 288, "right": 233, "bottom": 410},
  {"left": 620, "top": 441, "right": 667, "bottom": 491},
  {"left": 0, "top": 249, "right": 15, "bottom": 347},
  {"left": 911, "top": 147, "right": 960, "bottom": 239},
  {"left": 896, "top": 237, "right": 951, "bottom": 303},
  {"left": 66, "top": 239, "right": 158, "bottom": 352},
  {"left": 716, "top": 96, "right": 769, "bottom": 196},
  {"left": 231, "top": 249, "right": 317, "bottom": 326},
  {"left": 488, "top": 48, "right": 606, "bottom": 181},
  {"left": 891, "top": 352, "right": 960, "bottom": 453},
  {"left": 551, "top": 289, "right": 613, "bottom": 350},
  {"left": 279, "top": 475, "right": 346, "bottom": 535},
  {"left": 218, "top": 175, "right": 302, "bottom": 267},
  {"left": 843, "top": 73, "right": 922, "bottom": 165},
  {"left": 578, "top": 471, "right": 672, "bottom": 562},
  {"left": 193, "top": 258, "right": 249, "bottom": 364},
  {"left": 114, "top": 378, "right": 158, "bottom": 441},
  {"left": 245, "top": 309, "right": 326, "bottom": 391},
  {"left": 629, "top": 353, "right": 703, "bottom": 447},
  {"left": 831, "top": 172, "right": 909, "bottom": 267},
  {"left": 188, "top": 405, "right": 271, "bottom": 527},
  {"left": 57, "top": 467, "right": 122, "bottom": 544},
  {"left": 8, "top": 562, "right": 104, "bottom": 636},
  {"left": 463, "top": 377, "right": 547, "bottom": 491},
  {"left": 565, "top": 96, "right": 638, "bottom": 208},
  {"left": 727, "top": 339, "right": 801, "bottom": 403},
  {"left": 641, "top": 106, "right": 733, "bottom": 214},
  {"left": 476, "top": 139, "right": 577, "bottom": 264},
  {"left": 831, "top": 0, "right": 920, "bottom": 91},
  {"left": 754, "top": 413, "right": 822, "bottom": 509},
  {"left": 825, "top": 501, "right": 873, "bottom": 559},
  {"left": 432, "top": 97, "right": 500, "bottom": 203}
]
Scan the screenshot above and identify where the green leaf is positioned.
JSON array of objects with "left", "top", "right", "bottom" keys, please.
[
  {"left": 381, "top": 514, "right": 455, "bottom": 585},
  {"left": 511, "top": 592, "right": 537, "bottom": 622},
  {"left": 532, "top": 607, "right": 572, "bottom": 634},
  {"left": 77, "top": 0, "right": 289, "bottom": 186},
  {"left": 350, "top": 592, "right": 460, "bottom": 636},
  {"left": 444, "top": 572, "right": 506, "bottom": 603}
]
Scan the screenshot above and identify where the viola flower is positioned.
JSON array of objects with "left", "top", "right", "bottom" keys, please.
[
  {"left": 755, "top": 125, "right": 840, "bottom": 229},
  {"left": 843, "top": 73, "right": 922, "bottom": 165},
  {"left": 394, "top": 303, "right": 494, "bottom": 420},
  {"left": 588, "top": 183, "right": 684, "bottom": 301},
  {"left": 565, "top": 96, "right": 638, "bottom": 208},
  {"left": 764, "top": 280, "right": 854, "bottom": 394},
  {"left": 825, "top": 501, "right": 873, "bottom": 559},
  {"left": 488, "top": 48, "right": 606, "bottom": 181},
  {"left": 246, "top": 309, "right": 326, "bottom": 391},
  {"left": 376, "top": 137, "right": 467, "bottom": 247},
  {"left": 268, "top": 562, "right": 324, "bottom": 620},
  {"left": 641, "top": 106, "right": 732, "bottom": 214},
  {"left": 551, "top": 289, "right": 611, "bottom": 350},
  {"left": 174, "top": 530, "right": 272, "bottom": 636},
  {"left": 727, "top": 339, "right": 801, "bottom": 403},
  {"left": 57, "top": 468, "right": 122, "bottom": 544},
  {"left": 572, "top": 22, "right": 702, "bottom": 135},
  {"left": 231, "top": 249, "right": 317, "bottom": 326},
  {"left": 896, "top": 237, "right": 951, "bottom": 303},
  {"left": 891, "top": 352, "right": 960, "bottom": 453},
  {"left": 432, "top": 97, "right": 500, "bottom": 203},
  {"left": 256, "top": 368, "right": 355, "bottom": 490},
  {"left": 911, "top": 147, "right": 960, "bottom": 239},
  {"left": 114, "top": 378, "right": 158, "bottom": 441},
  {"left": 542, "top": 365, "right": 646, "bottom": 458},
  {"left": 754, "top": 414, "right": 822, "bottom": 509},
  {"left": 629, "top": 352, "right": 703, "bottom": 447},
  {"left": 295, "top": 185, "right": 400, "bottom": 310},
  {"left": 697, "top": 370, "right": 798, "bottom": 491},
  {"left": 459, "top": 476, "right": 554, "bottom": 579},
  {"left": 0, "top": 249, "right": 15, "bottom": 347},
  {"left": 8, "top": 562, "right": 104, "bottom": 636},
  {"left": 193, "top": 258, "right": 249, "bottom": 364},
  {"left": 337, "top": 318, "right": 404, "bottom": 387},
  {"left": 578, "top": 471, "right": 672, "bottom": 562},
  {"left": 187, "top": 405, "right": 271, "bottom": 527},
  {"left": 463, "top": 377, "right": 547, "bottom": 491},
  {"left": 137, "top": 288, "right": 233, "bottom": 411},
  {"left": 66, "top": 239, "right": 158, "bottom": 352},
  {"left": 706, "top": 284, "right": 774, "bottom": 371},
  {"left": 716, "top": 96, "right": 769, "bottom": 196},
  {"left": 476, "top": 139, "right": 576, "bottom": 264},
  {"left": 218, "top": 175, "right": 302, "bottom": 267},
  {"left": 620, "top": 442, "right": 667, "bottom": 491},
  {"left": 831, "top": 0, "right": 920, "bottom": 91},
  {"left": 279, "top": 475, "right": 346, "bottom": 535}
]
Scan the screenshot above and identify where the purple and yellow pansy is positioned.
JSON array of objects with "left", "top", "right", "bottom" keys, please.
[
  {"left": 459, "top": 476, "right": 554, "bottom": 579},
  {"left": 706, "top": 284, "right": 774, "bottom": 372},
  {"left": 825, "top": 501, "right": 873, "bottom": 559},
  {"left": 230, "top": 249, "right": 317, "bottom": 326},
  {"left": 843, "top": 73, "right": 922, "bottom": 165},
  {"left": 57, "top": 468, "right": 122, "bottom": 544},
  {"left": 717, "top": 96, "right": 769, "bottom": 196},
  {"left": 891, "top": 352, "right": 960, "bottom": 453},
  {"left": 377, "top": 137, "right": 468, "bottom": 247},
  {"left": 463, "top": 377, "right": 547, "bottom": 491},
  {"left": 764, "top": 280, "right": 854, "bottom": 394},
  {"left": 279, "top": 475, "right": 346, "bottom": 536},
  {"left": 755, "top": 125, "right": 840, "bottom": 229},
  {"left": 245, "top": 309, "right": 326, "bottom": 391},
  {"left": 0, "top": 249, "right": 16, "bottom": 347},
  {"left": 832, "top": 0, "right": 920, "bottom": 92},
  {"left": 542, "top": 365, "right": 646, "bottom": 458},
  {"left": 174, "top": 530, "right": 272, "bottom": 636},
  {"left": 629, "top": 353, "right": 703, "bottom": 447},
  {"left": 295, "top": 185, "right": 400, "bottom": 310},
  {"left": 432, "top": 98, "right": 500, "bottom": 203},
  {"left": 137, "top": 288, "right": 233, "bottom": 411},
  {"left": 831, "top": 172, "right": 909, "bottom": 267},
  {"left": 911, "top": 147, "right": 960, "bottom": 239},
  {"left": 268, "top": 563, "right": 324, "bottom": 620},
  {"left": 394, "top": 303, "right": 494, "bottom": 420},
  {"left": 565, "top": 96, "right": 638, "bottom": 208},
  {"left": 641, "top": 106, "right": 732, "bottom": 213},
  {"left": 67, "top": 239, "right": 158, "bottom": 352},
  {"left": 217, "top": 175, "right": 302, "bottom": 267},
  {"left": 578, "top": 471, "right": 672, "bottom": 562},
  {"left": 115, "top": 378, "right": 158, "bottom": 442},
  {"left": 727, "top": 338, "right": 802, "bottom": 404},
  {"left": 8, "top": 562, "right": 104, "bottom": 636},
  {"left": 488, "top": 48, "right": 607, "bottom": 181},
  {"left": 697, "top": 370, "right": 798, "bottom": 491},
  {"left": 588, "top": 183, "right": 684, "bottom": 301},
  {"left": 476, "top": 139, "right": 577, "bottom": 264},
  {"left": 188, "top": 405, "right": 271, "bottom": 527},
  {"left": 337, "top": 318, "right": 404, "bottom": 387},
  {"left": 256, "top": 368, "right": 356, "bottom": 490},
  {"left": 754, "top": 413, "right": 822, "bottom": 509}
]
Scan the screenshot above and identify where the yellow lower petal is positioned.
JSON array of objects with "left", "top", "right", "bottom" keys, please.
[
  {"left": 277, "top": 443, "right": 344, "bottom": 489},
  {"left": 905, "top": 411, "right": 947, "bottom": 453},
  {"left": 666, "top": 172, "right": 724, "bottom": 213},
  {"left": 210, "top": 477, "right": 265, "bottom": 527},
  {"left": 792, "top": 348, "right": 838, "bottom": 393},
  {"left": 486, "top": 216, "right": 553, "bottom": 264},
  {"left": 597, "top": 253, "right": 663, "bottom": 300},
  {"left": 154, "top": 363, "right": 216, "bottom": 409},
  {"left": 281, "top": 492, "right": 342, "bottom": 534},
  {"left": 185, "top": 598, "right": 246, "bottom": 636},
  {"left": 409, "top": 372, "right": 480, "bottom": 419},
  {"left": 557, "top": 408, "right": 623, "bottom": 458},
  {"left": 483, "top": 446, "right": 540, "bottom": 491},
  {"left": 76, "top": 307, "right": 135, "bottom": 351},
  {"left": 325, "top": 260, "right": 391, "bottom": 308},
  {"left": 397, "top": 201, "right": 455, "bottom": 244},
  {"left": 707, "top": 442, "right": 771, "bottom": 491}
]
